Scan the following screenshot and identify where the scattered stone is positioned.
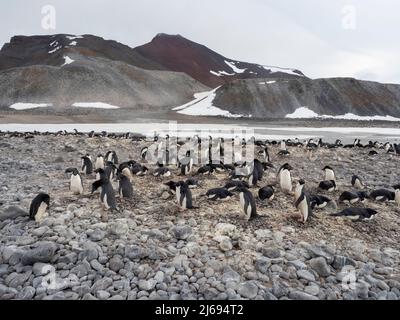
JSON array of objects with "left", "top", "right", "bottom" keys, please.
[
  {"left": 0, "top": 206, "right": 28, "bottom": 221},
  {"left": 237, "top": 281, "right": 258, "bottom": 299},
  {"left": 21, "top": 242, "right": 57, "bottom": 265},
  {"left": 309, "top": 257, "right": 331, "bottom": 277},
  {"left": 170, "top": 225, "right": 192, "bottom": 240}
]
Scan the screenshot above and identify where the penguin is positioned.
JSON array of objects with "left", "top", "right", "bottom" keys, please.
[
  {"left": 224, "top": 181, "right": 250, "bottom": 192},
  {"left": 185, "top": 178, "right": 199, "bottom": 189},
  {"left": 330, "top": 208, "right": 378, "bottom": 222},
  {"left": 29, "top": 193, "right": 50, "bottom": 221},
  {"left": 95, "top": 154, "right": 105, "bottom": 170},
  {"left": 280, "top": 140, "right": 286, "bottom": 151},
  {"left": 131, "top": 164, "right": 149, "bottom": 176},
  {"left": 180, "top": 157, "right": 194, "bottom": 176},
  {"left": 369, "top": 150, "right": 378, "bottom": 156},
  {"left": 394, "top": 185, "right": 400, "bottom": 206},
  {"left": 247, "top": 167, "right": 259, "bottom": 187},
  {"left": 323, "top": 166, "right": 335, "bottom": 181},
  {"left": 141, "top": 147, "right": 148, "bottom": 161},
  {"left": 278, "top": 150, "right": 290, "bottom": 156},
  {"left": 369, "top": 189, "right": 395, "bottom": 202},
  {"left": 294, "top": 189, "right": 312, "bottom": 223},
  {"left": 258, "top": 185, "right": 275, "bottom": 202},
  {"left": 117, "top": 173, "right": 133, "bottom": 199},
  {"left": 205, "top": 188, "right": 234, "bottom": 201},
  {"left": 65, "top": 168, "right": 83, "bottom": 195},
  {"left": 278, "top": 163, "right": 293, "bottom": 193},
  {"left": 253, "top": 159, "right": 265, "bottom": 181},
  {"left": 176, "top": 181, "right": 195, "bottom": 210},
  {"left": 351, "top": 175, "right": 364, "bottom": 189},
  {"left": 339, "top": 191, "right": 368, "bottom": 204},
  {"left": 309, "top": 194, "right": 335, "bottom": 210},
  {"left": 119, "top": 162, "right": 134, "bottom": 181},
  {"left": 153, "top": 167, "right": 171, "bottom": 177},
  {"left": 104, "top": 161, "right": 118, "bottom": 180},
  {"left": 91, "top": 177, "right": 117, "bottom": 220},
  {"left": 105, "top": 151, "right": 118, "bottom": 164},
  {"left": 236, "top": 186, "right": 258, "bottom": 221},
  {"left": 196, "top": 164, "right": 214, "bottom": 175},
  {"left": 165, "top": 181, "right": 178, "bottom": 194},
  {"left": 81, "top": 155, "right": 93, "bottom": 175},
  {"left": 318, "top": 180, "right": 337, "bottom": 192},
  {"left": 294, "top": 179, "right": 306, "bottom": 201}
]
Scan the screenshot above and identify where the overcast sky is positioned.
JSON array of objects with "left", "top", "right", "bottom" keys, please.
[{"left": 1, "top": 0, "right": 399, "bottom": 83}]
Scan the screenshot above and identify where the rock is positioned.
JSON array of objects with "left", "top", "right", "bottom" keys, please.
[
  {"left": 17, "top": 286, "right": 36, "bottom": 299},
  {"left": 138, "top": 279, "right": 157, "bottom": 291},
  {"left": 218, "top": 237, "right": 233, "bottom": 252},
  {"left": 78, "top": 241, "right": 102, "bottom": 262},
  {"left": 255, "top": 257, "right": 271, "bottom": 274},
  {"left": 237, "top": 281, "right": 259, "bottom": 299},
  {"left": 304, "top": 285, "right": 320, "bottom": 296},
  {"left": 254, "top": 229, "right": 272, "bottom": 239},
  {"left": 21, "top": 242, "right": 57, "bottom": 265},
  {"left": 272, "top": 282, "right": 289, "bottom": 298},
  {"left": 33, "top": 262, "right": 55, "bottom": 276},
  {"left": 109, "top": 256, "right": 124, "bottom": 272},
  {"left": 0, "top": 205, "right": 28, "bottom": 221},
  {"left": 222, "top": 269, "right": 241, "bottom": 283},
  {"left": 332, "top": 255, "right": 357, "bottom": 270},
  {"left": 97, "top": 290, "right": 111, "bottom": 300},
  {"left": 288, "top": 260, "right": 307, "bottom": 270},
  {"left": 215, "top": 223, "right": 237, "bottom": 237},
  {"left": 5, "top": 271, "right": 31, "bottom": 288},
  {"left": 289, "top": 290, "right": 319, "bottom": 300},
  {"left": 82, "top": 293, "right": 98, "bottom": 300},
  {"left": 304, "top": 244, "right": 334, "bottom": 264},
  {"left": 262, "top": 247, "right": 281, "bottom": 259},
  {"left": 309, "top": 257, "right": 331, "bottom": 277},
  {"left": 108, "top": 220, "right": 129, "bottom": 236},
  {"left": 297, "top": 270, "right": 316, "bottom": 282},
  {"left": 161, "top": 192, "right": 170, "bottom": 200},
  {"left": 31, "top": 226, "right": 50, "bottom": 237},
  {"left": 125, "top": 245, "right": 148, "bottom": 260},
  {"left": 170, "top": 225, "right": 192, "bottom": 240},
  {"left": 88, "top": 229, "right": 106, "bottom": 241},
  {"left": 54, "top": 156, "right": 64, "bottom": 163},
  {"left": 91, "top": 277, "right": 113, "bottom": 292}
]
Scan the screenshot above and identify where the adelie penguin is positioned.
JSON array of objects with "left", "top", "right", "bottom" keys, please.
[
  {"left": 81, "top": 155, "right": 93, "bottom": 175},
  {"left": 351, "top": 175, "right": 364, "bottom": 189},
  {"left": 205, "top": 188, "right": 234, "bottom": 201},
  {"left": 330, "top": 208, "right": 378, "bottom": 222},
  {"left": 309, "top": 194, "right": 336, "bottom": 210},
  {"left": 236, "top": 186, "right": 258, "bottom": 221},
  {"left": 117, "top": 172, "right": 133, "bottom": 199},
  {"left": 369, "top": 188, "right": 395, "bottom": 202},
  {"left": 278, "top": 163, "right": 293, "bottom": 193},
  {"left": 339, "top": 191, "right": 369, "bottom": 204},
  {"left": 394, "top": 184, "right": 400, "bottom": 206},
  {"left": 105, "top": 151, "right": 118, "bottom": 164},
  {"left": 258, "top": 185, "right": 275, "bottom": 202},
  {"left": 294, "top": 182, "right": 312, "bottom": 223},
  {"left": 92, "top": 177, "right": 117, "bottom": 221},
  {"left": 176, "top": 181, "right": 195, "bottom": 210},
  {"left": 131, "top": 163, "right": 149, "bottom": 176},
  {"left": 323, "top": 166, "right": 335, "bottom": 181},
  {"left": 65, "top": 168, "right": 84, "bottom": 195},
  {"left": 153, "top": 167, "right": 171, "bottom": 177},
  {"left": 224, "top": 181, "right": 250, "bottom": 192},
  {"left": 29, "top": 193, "right": 50, "bottom": 222},
  {"left": 318, "top": 180, "right": 337, "bottom": 192},
  {"left": 95, "top": 154, "right": 105, "bottom": 170}
]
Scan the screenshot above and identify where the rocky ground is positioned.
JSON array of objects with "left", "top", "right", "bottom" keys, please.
[{"left": 0, "top": 134, "right": 400, "bottom": 300}]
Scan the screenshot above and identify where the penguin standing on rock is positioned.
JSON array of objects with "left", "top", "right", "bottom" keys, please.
[
  {"left": 29, "top": 193, "right": 50, "bottom": 222},
  {"left": 95, "top": 154, "right": 105, "bottom": 170},
  {"left": 65, "top": 168, "right": 84, "bottom": 195},
  {"left": 294, "top": 189, "right": 312, "bottom": 223},
  {"left": 236, "top": 186, "right": 258, "bottom": 221},
  {"left": 105, "top": 151, "right": 118, "bottom": 164},
  {"left": 117, "top": 173, "right": 133, "bottom": 199},
  {"left": 394, "top": 184, "right": 400, "bottom": 206},
  {"left": 91, "top": 177, "right": 117, "bottom": 221},
  {"left": 81, "top": 155, "right": 93, "bottom": 175},
  {"left": 278, "top": 163, "right": 293, "bottom": 193},
  {"left": 176, "top": 181, "right": 195, "bottom": 210},
  {"left": 351, "top": 175, "right": 364, "bottom": 189},
  {"left": 323, "top": 166, "right": 335, "bottom": 181}
]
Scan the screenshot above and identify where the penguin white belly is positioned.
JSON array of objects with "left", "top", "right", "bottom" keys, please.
[
  {"left": 325, "top": 170, "right": 335, "bottom": 181},
  {"left": 298, "top": 199, "right": 308, "bottom": 222},
  {"left": 95, "top": 158, "right": 104, "bottom": 170},
  {"left": 318, "top": 202, "right": 327, "bottom": 209},
  {"left": 280, "top": 170, "right": 292, "bottom": 192},
  {"left": 376, "top": 196, "right": 384, "bottom": 201},
  {"left": 35, "top": 202, "right": 48, "bottom": 222},
  {"left": 348, "top": 215, "right": 360, "bottom": 221},
  {"left": 350, "top": 198, "right": 359, "bottom": 204},
  {"left": 355, "top": 180, "right": 363, "bottom": 189},
  {"left": 395, "top": 191, "right": 400, "bottom": 206},
  {"left": 181, "top": 195, "right": 187, "bottom": 209},
  {"left": 122, "top": 168, "right": 133, "bottom": 181},
  {"left": 246, "top": 203, "right": 252, "bottom": 219},
  {"left": 70, "top": 175, "right": 83, "bottom": 194},
  {"left": 176, "top": 186, "right": 181, "bottom": 204},
  {"left": 239, "top": 192, "right": 246, "bottom": 218},
  {"left": 269, "top": 194, "right": 275, "bottom": 201},
  {"left": 328, "top": 187, "right": 335, "bottom": 192},
  {"left": 164, "top": 171, "right": 171, "bottom": 177}
]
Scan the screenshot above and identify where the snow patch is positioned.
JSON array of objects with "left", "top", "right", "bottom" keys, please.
[
  {"left": 72, "top": 102, "right": 121, "bottom": 109},
  {"left": 9, "top": 103, "right": 51, "bottom": 110},
  {"left": 48, "top": 46, "right": 62, "bottom": 54},
  {"left": 62, "top": 56, "right": 75, "bottom": 66},
  {"left": 224, "top": 60, "right": 246, "bottom": 74},
  {"left": 286, "top": 107, "right": 400, "bottom": 122},
  {"left": 66, "top": 35, "right": 83, "bottom": 40},
  {"left": 172, "top": 88, "right": 245, "bottom": 118},
  {"left": 262, "top": 65, "right": 302, "bottom": 76},
  {"left": 259, "top": 81, "right": 277, "bottom": 85},
  {"left": 210, "top": 70, "right": 235, "bottom": 77},
  {"left": 49, "top": 40, "right": 58, "bottom": 47},
  {"left": 69, "top": 41, "right": 77, "bottom": 46}
]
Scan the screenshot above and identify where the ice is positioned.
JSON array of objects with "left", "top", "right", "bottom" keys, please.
[
  {"left": 224, "top": 60, "right": 246, "bottom": 73},
  {"left": 62, "top": 56, "right": 75, "bottom": 66},
  {"left": 72, "top": 102, "right": 121, "bottom": 109},
  {"left": 8, "top": 103, "right": 51, "bottom": 110}
]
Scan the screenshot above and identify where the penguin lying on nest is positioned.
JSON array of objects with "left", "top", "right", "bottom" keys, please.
[{"left": 330, "top": 208, "right": 378, "bottom": 222}]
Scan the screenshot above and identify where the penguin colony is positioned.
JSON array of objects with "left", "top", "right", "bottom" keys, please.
[{"left": 3, "top": 130, "right": 398, "bottom": 225}]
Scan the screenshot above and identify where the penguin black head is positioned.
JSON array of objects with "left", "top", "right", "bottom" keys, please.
[
  {"left": 65, "top": 167, "right": 79, "bottom": 175},
  {"left": 330, "top": 180, "right": 337, "bottom": 187},
  {"left": 281, "top": 163, "right": 293, "bottom": 171},
  {"left": 95, "top": 168, "right": 105, "bottom": 174},
  {"left": 393, "top": 184, "right": 400, "bottom": 190},
  {"left": 322, "top": 166, "right": 333, "bottom": 171},
  {"left": 39, "top": 193, "right": 50, "bottom": 206},
  {"left": 297, "top": 179, "right": 305, "bottom": 186}
]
